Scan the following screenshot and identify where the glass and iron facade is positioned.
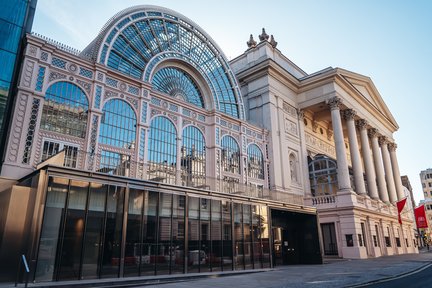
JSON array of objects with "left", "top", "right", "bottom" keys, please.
[{"left": 0, "top": 5, "right": 323, "bottom": 283}]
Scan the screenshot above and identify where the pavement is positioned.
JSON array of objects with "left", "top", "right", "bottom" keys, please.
[{"left": 5, "top": 248, "right": 432, "bottom": 288}]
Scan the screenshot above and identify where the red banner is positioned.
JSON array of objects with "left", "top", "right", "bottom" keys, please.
[
  {"left": 415, "top": 205, "right": 428, "bottom": 229},
  {"left": 397, "top": 198, "right": 407, "bottom": 224}
]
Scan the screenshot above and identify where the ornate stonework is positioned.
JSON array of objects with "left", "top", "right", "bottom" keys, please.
[
  {"left": 67, "top": 63, "right": 78, "bottom": 74},
  {"left": 305, "top": 132, "right": 336, "bottom": 158},
  {"left": 326, "top": 128, "right": 333, "bottom": 141},
  {"left": 388, "top": 142, "right": 397, "bottom": 151},
  {"left": 246, "top": 34, "right": 257, "bottom": 48},
  {"left": 126, "top": 96, "right": 138, "bottom": 110},
  {"left": 298, "top": 109, "right": 305, "bottom": 120},
  {"left": 326, "top": 97, "right": 342, "bottom": 110},
  {"left": 270, "top": 35, "right": 278, "bottom": 48},
  {"left": 356, "top": 119, "right": 368, "bottom": 130},
  {"left": 282, "top": 102, "right": 297, "bottom": 117},
  {"left": 378, "top": 136, "right": 388, "bottom": 146},
  {"left": 284, "top": 119, "right": 298, "bottom": 136},
  {"left": 343, "top": 109, "right": 356, "bottom": 120},
  {"left": 22, "top": 60, "right": 35, "bottom": 87},
  {"left": 8, "top": 94, "right": 28, "bottom": 162},
  {"left": 104, "top": 90, "right": 119, "bottom": 101},
  {"left": 368, "top": 128, "right": 379, "bottom": 138},
  {"left": 28, "top": 45, "right": 37, "bottom": 57},
  {"left": 48, "top": 71, "right": 67, "bottom": 83},
  {"left": 76, "top": 79, "right": 91, "bottom": 94},
  {"left": 258, "top": 28, "right": 269, "bottom": 42}
]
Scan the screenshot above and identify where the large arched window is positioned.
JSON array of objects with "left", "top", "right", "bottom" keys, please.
[
  {"left": 152, "top": 67, "right": 204, "bottom": 108},
  {"left": 308, "top": 155, "right": 338, "bottom": 196},
  {"left": 221, "top": 136, "right": 240, "bottom": 174},
  {"left": 40, "top": 81, "right": 88, "bottom": 138},
  {"left": 99, "top": 99, "right": 137, "bottom": 148},
  {"left": 181, "top": 126, "right": 206, "bottom": 187},
  {"left": 147, "top": 116, "right": 177, "bottom": 184},
  {"left": 247, "top": 144, "right": 264, "bottom": 179}
]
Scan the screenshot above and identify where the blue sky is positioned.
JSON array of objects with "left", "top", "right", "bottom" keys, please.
[{"left": 32, "top": 0, "right": 432, "bottom": 204}]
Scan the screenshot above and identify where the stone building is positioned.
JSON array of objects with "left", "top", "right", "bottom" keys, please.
[{"left": 0, "top": 4, "right": 416, "bottom": 284}]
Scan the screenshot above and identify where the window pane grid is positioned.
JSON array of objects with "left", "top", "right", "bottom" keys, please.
[
  {"left": 247, "top": 144, "right": 264, "bottom": 179},
  {"left": 221, "top": 136, "right": 240, "bottom": 174},
  {"left": 181, "top": 126, "right": 206, "bottom": 187}
]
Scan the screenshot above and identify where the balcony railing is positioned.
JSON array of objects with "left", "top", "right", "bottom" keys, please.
[{"left": 38, "top": 150, "right": 304, "bottom": 205}]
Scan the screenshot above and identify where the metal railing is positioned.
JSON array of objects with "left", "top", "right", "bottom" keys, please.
[{"left": 38, "top": 150, "right": 305, "bottom": 205}]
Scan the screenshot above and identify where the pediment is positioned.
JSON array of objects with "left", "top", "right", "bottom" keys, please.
[{"left": 336, "top": 69, "right": 398, "bottom": 131}]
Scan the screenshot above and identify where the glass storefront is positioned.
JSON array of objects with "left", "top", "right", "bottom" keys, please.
[{"left": 34, "top": 176, "right": 272, "bottom": 282}]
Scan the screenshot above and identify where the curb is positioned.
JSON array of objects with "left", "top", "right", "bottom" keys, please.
[{"left": 346, "top": 261, "right": 432, "bottom": 288}]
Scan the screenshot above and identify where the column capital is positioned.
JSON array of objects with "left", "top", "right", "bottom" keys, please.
[
  {"left": 368, "top": 128, "right": 379, "bottom": 138},
  {"left": 388, "top": 142, "right": 397, "bottom": 151},
  {"left": 378, "top": 136, "right": 388, "bottom": 146},
  {"left": 342, "top": 109, "right": 356, "bottom": 120},
  {"left": 356, "top": 119, "right": 368, "bottom": 130},
  {"left": 326, "top": 96, "right": 342, "bottom": 111}
]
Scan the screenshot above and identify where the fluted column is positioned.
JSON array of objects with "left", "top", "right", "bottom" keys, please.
[
  {"left": 327, "top": 97, "right": 351, "bottom": 191},
  {"left": 369, "top": 129, "right": 389, "bottom": 203},
  {"left": 343, "top": 109, "right": 366, "bottom": 195},
  {"left": 357, "top": 120, "right": 379, "bottom": 199},
  {"left": 380, "top": 136, "right": 397, "bottom": 203},
  {"left": 388, "top": 143, "right": 405, "bottom": 201}
]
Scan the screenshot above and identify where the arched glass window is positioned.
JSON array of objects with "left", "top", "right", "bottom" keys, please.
[
  {"left": 147, "top": 116, "right": 177, "bottom": 184},
  {"left": 152, "top": 67, "right": 204, "bottom": 108},
  {"left": 40, "top": 81, "right": 88, "bottom": 138},
  {"left": 221, "top": 136, "right": 240, "bottom": 174},
  {"left": 181, "top": 126, "right": 206, "bottom": 187},
  {"left": 308, "top": 155, "right": 338, "bottom": 196},
  {"left": 99, "top": 99, "right": 137, "bottom": 148},
  {"left": 247, "top": 144, "right": 264, "bottom": 179}
]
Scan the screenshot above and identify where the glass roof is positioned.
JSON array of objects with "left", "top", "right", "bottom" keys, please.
[
  {"left": 152, "top": 67, "right": 204, "bottom": 108},
  {"left": 97, "top": 7, "right": 244, "bottom": 119}
]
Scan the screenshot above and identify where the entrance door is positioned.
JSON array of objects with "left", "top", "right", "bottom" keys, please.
[
  {"left": 321, "top": 223, "right": 338, "bottom": 256},
  {"left": 272, "top": 227, "right": 300, "bottom": 265}
]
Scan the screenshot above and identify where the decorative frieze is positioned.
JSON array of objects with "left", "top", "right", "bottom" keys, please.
[
  {"left": 22, "top": 60, "right": 35, "bottom": 87},
  {"left": 284, "top": 119, "right": 298, "bottom": 136},
  {"left": 305, "top": 132, "right": 336, "bottom": 158},
  {"left": 76, "top": 79, "right": 91, "bottom": 94},
  {"left": 8, "top": 94, "right": 27, "bottom": 162},
  {"left": 104, "top": 90, "right": 119, "bottom": 101},
  {"left": 126, "top": 96, "right": 138, "bottom": 110},
  {"left": 48, "top": 71, "right": 67, "bottom": 83},
  {"left": 22, "top": 98, "right": 40, "bottom": 164},
  {"left": 282, "top": 101, "right": 297, "bottom": 117}
]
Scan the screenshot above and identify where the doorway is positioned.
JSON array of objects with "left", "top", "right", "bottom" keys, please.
[{"left": 321, "top": 223, "right": 338, "bottom": 256}]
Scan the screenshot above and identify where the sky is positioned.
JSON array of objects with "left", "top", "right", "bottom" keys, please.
[{"left": 32, "top": 0, "right": 432, "bottom": 204}]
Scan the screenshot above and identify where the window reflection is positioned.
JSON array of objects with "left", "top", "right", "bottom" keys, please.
[
  {"left": 247, "top": 144, "right": 264, "bottom": 179},
  {"left": 147, "top": 116, "right": 177, "bottom": 184},
  {"left": 308, "top": 155, "right": 338, "bottom": 196},
  {"left": 221, "top": 136, "right": 240, "bottom": 174},
  {"left": 181, "top": 126, "right": 206, "bottom": 187},
  {"left": 99, "top": 150, "right": 130, "bottom": 176},
  {"left": 152, "top": 67, "right": 204, "bottom": 108},
  {"left": 40, "top": 81, "right": 88, "bottom": 138},
  {"left": 99, "top": 99, "right": 137, "bottom": 148}
]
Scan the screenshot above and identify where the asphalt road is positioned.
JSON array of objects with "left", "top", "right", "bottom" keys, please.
[{"left": 362, "top": 263, "right": 432, "bottom": 288}]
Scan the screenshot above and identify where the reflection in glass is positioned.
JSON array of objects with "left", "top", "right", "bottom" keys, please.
[
  {"left": 243, "top": 205, "right": 253, "bottom": 269},
  {"left": 100, "top": 186, "right": 124, "bottom": 278},
  {"left": 247, "top": 144, "right": 264, "bottom": 179},
  {"left": 234, "top": 203, "right": 244, "bottom": 270},
  {"left": 260, "top": 206, "right": 270, "bottom": 268},
  {"left": 210, "top": 200, "right": 222, "bottom": 272},
  {"left": 148, "top": 116, "right": 177, "bottom": 184},
  {"left": 82, "top": 182, "right": 107, "bottom": 279},
  {"left": 200, "top": 199, "right": 210, "bottom": 272},
  {"left": 172, "top": 194, "right": 185, "bottom": 274},
  {"left": 99, "top": 150, "right": 130, "bottom": 176},
  {"left": 181, "top": 126, "right": 206, "bottom": 188},
  {"left": 141, "top": 191, "right": 158, "bottom": 276},
  {"left": 251, "top": 205, "right": 261, "bottom": 268},
  {"left": 152, "top": 67, "right": 204, "bottom": 108},
  {"left": 188, "top": 197, "right": 200, "bottom": 273},
  {"left": 156, "top": 193, "right": 172, "bottom": 275},
  {"left": 222, "top": 200, "right": 232, "bottom": 271},
  {"left": 57, "top": 180, "right": 88, "bottom": 280},
  {"left": 124, "top": 188, "right": 143, "bottom": 276},
  {"left": 221, "top": 136, "right": 240, "bottom": 174},
  {"left": 40, "top": 81, "right": 88, "bottom": 138},
  {"left": 308, "top": 155, "right": 338, "bottom": 196},
  {"left": 35, "top": 177, "right": 68, "bottom": 281},
  {"left": 99, "top": 99, "right": 136, "bottom": 148}
]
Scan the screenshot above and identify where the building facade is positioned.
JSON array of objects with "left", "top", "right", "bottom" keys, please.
[
  {"left": 418, "top": 169, "right": 432, "bottom": 240},
  {"left": 0, "top": 0, "right": 37, "bottom": 171},
  {"left": 230, "top": 31, "right": 417, "bottom": 259},
  {"left": 0, "top": 3, "right": 418, "bottom": 284},
  {"left": 0, "top": 6, "right": 322, "bottom": 283}
]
